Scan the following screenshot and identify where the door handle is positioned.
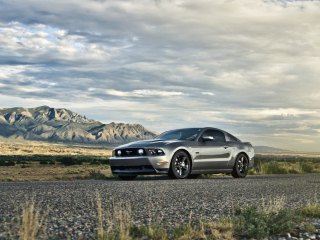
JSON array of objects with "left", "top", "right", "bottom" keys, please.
[{"left": 223, "top": 146, "right": 229, "bottom": 149}]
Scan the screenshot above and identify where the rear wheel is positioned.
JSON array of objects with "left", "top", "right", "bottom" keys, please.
[
  {"left": 118, "top": 175, "right": 137, "bottom": 180},
  {"left": 168, "top": 150, "right": 191, "bottom": 179},
  {"left": 231, "top": 154, "right": 249, "bottom": 178}
]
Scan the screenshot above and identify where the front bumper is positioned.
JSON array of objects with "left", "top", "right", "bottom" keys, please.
[{"left": 110, "top": 156, "right": 169, "bottom": 175}]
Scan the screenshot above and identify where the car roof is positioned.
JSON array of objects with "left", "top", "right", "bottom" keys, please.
[{"left": 159, "top": 127, "right": 229, "bottom": 134}]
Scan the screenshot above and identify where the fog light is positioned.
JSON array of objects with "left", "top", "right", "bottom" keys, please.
[
  {"left": 117, "top": 150, "right": 121, "bottom": 156},
  {"left": 157, "top": 162, "right": 168, "bottom": 165},
  {"left": 138, "top": 149, "right": 144, "bottom": 155}
]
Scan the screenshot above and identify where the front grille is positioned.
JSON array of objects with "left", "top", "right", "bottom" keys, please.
[
  {"left": 111, "top": 165, "right": 155, "bottom": 172},
  {"left": 115, "top": 148, "right": 145, "bottom": 157}
]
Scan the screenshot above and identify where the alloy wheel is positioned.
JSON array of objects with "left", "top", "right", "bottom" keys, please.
[
  {"left": 237, "top": 156, "right": 248, "bottom": 174},
  {"left": 174, "top": 154, "right": 189, "bottom": 177}
]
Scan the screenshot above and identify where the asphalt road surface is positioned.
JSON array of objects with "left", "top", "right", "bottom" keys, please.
[{"left": 0, "top": 174, "right": 319, "bottom": 238}]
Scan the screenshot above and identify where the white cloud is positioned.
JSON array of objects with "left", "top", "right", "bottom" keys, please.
[
  {"left": 0, "top": 0, "right": 320, "bottom": 151},
  {"left": 54, "top": 30, "right": 66, "bottom": 37},
  {"left": 201, "top": 92, "right": 214, "bottom": 96},
  {"left": 105, "top": 89, "right": 183, "bottom": 97}
]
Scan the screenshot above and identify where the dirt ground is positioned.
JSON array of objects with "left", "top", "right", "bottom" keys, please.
[{"left": 0, "top": 163, "right": 112, "bottom": 182}]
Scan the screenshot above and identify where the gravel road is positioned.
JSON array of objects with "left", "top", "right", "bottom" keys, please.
[{"left": 0, "top": 174, "right": 319, "bottom": 239}]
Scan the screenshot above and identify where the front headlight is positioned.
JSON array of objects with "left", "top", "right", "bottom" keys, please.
[
  {"left": 117, "top": 150, "right": 122, "bottom": 156},
  {"left": 148, "top": 149, "right": 165, "bottom": 155}
]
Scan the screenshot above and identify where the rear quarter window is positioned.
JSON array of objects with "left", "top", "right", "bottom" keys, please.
[{"left": 227, "top": 133, "right": 240, "bottom": 142}]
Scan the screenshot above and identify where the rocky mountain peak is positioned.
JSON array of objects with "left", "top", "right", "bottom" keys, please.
[{"left": 0, "top": 106, "right": 158, "bottom": 143}]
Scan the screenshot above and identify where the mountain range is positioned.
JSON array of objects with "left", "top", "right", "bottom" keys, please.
[
  {"left": 0, "top": 106, "right": 158, "bottom": 144},
  {"left": 254, "top": 146, "right": 288, "bottom": 151}
]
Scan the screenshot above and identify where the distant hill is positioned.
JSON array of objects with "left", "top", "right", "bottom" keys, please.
[
  {"left": 254, "top": 146, "right": 288, "bottom": 151},
  {"left": 0, "top": 106, "right": 158, "bottom": 144}
]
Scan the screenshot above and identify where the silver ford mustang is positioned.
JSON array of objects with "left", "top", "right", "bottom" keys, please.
[{"left": 110, "top": 127, "right": 254, "bottom": 180}]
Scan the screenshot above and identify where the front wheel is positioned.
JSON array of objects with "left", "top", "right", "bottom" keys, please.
[
  {"left": 168, "top": 150, "right": 191, "bottom": 179},
  {"left": 231, "top": 154, "right": 249, "bottom": 178},
  {"left": 118, "top": 175, "right": 137, "bottom": 180}
]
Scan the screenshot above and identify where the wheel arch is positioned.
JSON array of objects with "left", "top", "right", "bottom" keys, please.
[
  {"left": 170, "top": 148, "right": 193, "bottom": 169},
  {"left": 230, "top": 151, "right": 250, "bottom": 168},
  {"left": 236, "top": 151, "right": 249, "bottom": 160}
]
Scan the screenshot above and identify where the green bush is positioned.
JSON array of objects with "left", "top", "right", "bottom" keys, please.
[
  {"left": 233, "top": 205, "right": 300, "bottom": 239},
  {"left": 90, "top": 159, "right": 100, "bottom": 165},
  {"left": 86, "top": 169, "right": 107, "bottom": 180},
  {"left": 300, "top": 204, "right": 320, "bottom": 218},
  {"left": 60, "top": 157, "right": 81, "bottom": 166},
  {"left": 234, "top": 205, "right": 269, "bottom": 238},
  {"left": 5, "top": 160, "right": 15, "bottom": 166},
  {"left": 39, "top": 160, "right": 48, "bottom": 165},
  {"left": 101, "top": 159, "right": 109, "bottom": 165},
  {"left": 288, "top": 168, "right": 299, "bottom": 174},
  {"left": 300, "top": 162, "right": 313, "bottom": 173},
  {"left": 247, "top": 170, "right": 255, "bottom": 175},
  {"left": 48, "top": 160, "right": 55, "bottom": 165},
  {"left": 0, "top": 161, "right": 6, "bottom": 166},
  {"left": 263, "top": 161, "right": 288, "bottom": 174}
]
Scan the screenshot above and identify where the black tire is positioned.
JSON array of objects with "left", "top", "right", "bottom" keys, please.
[
  {"left": 168, "top": 150, "right": 191, "bottom": 179},
  {"left": 231, "top": 153, "right": 249, "bottom": 178},
  {"left": 188, "top": 174, "right": 200, "bottom": 179},
  {"left": 118, "top": 175, "right": 137, "bottom": 180}
]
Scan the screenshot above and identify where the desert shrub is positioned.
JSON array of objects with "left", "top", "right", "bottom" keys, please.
[
  {"left": 86, "top": 169, "right": 107, "bottom": 180},
  {"left": 101, "top": 159, "right": 109, "bottom": 165},
  {"left": 234, "top": 205, "right": 269, "bottom": 238},
  {"left": 60, "top": 157, "right": 81, "bottom": 166},
  {"left": 0, "top": 161, "right": 6, "bottom": 166},
  {"left": 302, "top": 223, "right": 316, "bottom": 232},
  {"left": 66, "top": 169, "right": 79, "bottom": 174},
  {"left": 300, "top": 204, "right": 320, "bottom": 218},
  {"left": 6, "top": 160, "right": 15, "bottom": 166},
  {"left": 90, "top": 159, "right": 100, "bottom": 165},
  {"left": 39, "top": 160, "right": 48, "bottom": 165},
  {"left": 48, "top": 160, "right": 55, "bottom": 165},
  {"left": 288, "top": 168, "right": 299, "bottom": 174},
  {"left": 233, "top": 205, "right": 300, "bottom": 239},
  {"left": 300, "top": 162, "right": 313, "bottom": 173},
  {"left": 262, "top": 161, "right": 288, "bottom": 174}
]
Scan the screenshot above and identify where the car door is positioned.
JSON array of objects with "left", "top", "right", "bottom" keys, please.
[{"left": 198, "top": 129, "right": 232, "bottom": 169}]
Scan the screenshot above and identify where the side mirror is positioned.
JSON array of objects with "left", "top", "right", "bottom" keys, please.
[{"left": 202, "top": 136, "right": 214, "bottom": 141}]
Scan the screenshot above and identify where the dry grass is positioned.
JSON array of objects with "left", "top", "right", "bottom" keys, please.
[
  {"left": 19, "top": 201, "right": 48, "bottom": 240},
  {"left": 0, "top": 137, "right": 112, "bottom": 156},
  {"left": 0, "top": 163, "right": 112, "bottom": 182},
  {"left": 262, "top": 195, "right": 286, "bottom": 213},
  {"left": 256, "top": 150, "right": 320, "bottom": 158}
]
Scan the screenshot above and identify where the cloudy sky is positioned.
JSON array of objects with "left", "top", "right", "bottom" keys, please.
[{"left": 0, "top": 0, "right": 320, "bottom": 151}]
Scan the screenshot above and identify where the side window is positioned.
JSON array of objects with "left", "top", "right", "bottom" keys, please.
[
  {"left": 227, "top": 133, "right": 239, "bottom": 142},
  {"left": 201, "top": 130, "right": 225, "bottom": 142}
]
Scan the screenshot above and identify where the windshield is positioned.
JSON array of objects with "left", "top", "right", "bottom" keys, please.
[{"left": 155, "top": 128, "right": 203, "bottom": 141}]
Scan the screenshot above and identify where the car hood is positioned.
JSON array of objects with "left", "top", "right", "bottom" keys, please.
[{"left": 116, "top": 139, "right": 182, "bottom": 149}]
